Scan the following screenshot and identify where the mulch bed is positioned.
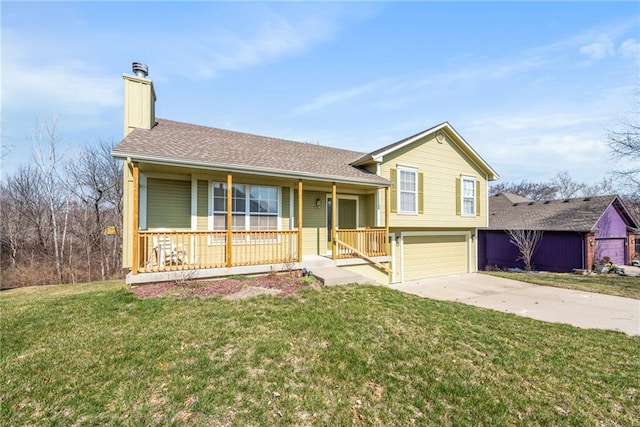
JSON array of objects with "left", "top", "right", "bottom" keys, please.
[{"left": 130, "top": 272, "right": 317, "bottom": 299}]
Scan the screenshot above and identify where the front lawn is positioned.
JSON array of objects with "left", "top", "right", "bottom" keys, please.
[
  {"left": 1, "top": 281, "right": 638, "bottom": 425},
  {"left": 484, "top": 271, "right": 640, "bottom": 300}
]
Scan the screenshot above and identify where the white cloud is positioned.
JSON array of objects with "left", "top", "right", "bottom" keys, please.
[
  {"left": 466, "top": 124, "right": 612, "bottom": 184},
  {"left": 161, "top": 4, "right": 372, "bottom": 81},
  {"left": 191, "top": 13, "right": 337, "bottom": 79},
  {"left": 467, "top": 111, "right": 597, "bottom": 133},
  {"left": 4, "top": 61, "right": 120, "bottom": 111},
  {"left": 460, "top": 78, "right": 634, "bottom": 184},
  {"left": 2, "top": 27, "right": 120, "bottom": 116},
  {"left": 292, "top": 79, "right": 392, "bottom": 115},
  {"left": 579, "top": 40, "right": 615, "bottom": 60},
  {"left": 619, "top": 38, "right": 640, "bottom": 59}
]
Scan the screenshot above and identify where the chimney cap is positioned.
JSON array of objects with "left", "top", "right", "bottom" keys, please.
[{"left": 132, "top": 62, "right": 148, "bottom": 78}]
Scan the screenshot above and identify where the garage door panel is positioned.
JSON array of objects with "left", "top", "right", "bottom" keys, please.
[
  {"left": 404, "top": 235, "right": 468, "bottom": 280},
  {"left": 595, "top": 239, "right": 625, "bottom": 265}
]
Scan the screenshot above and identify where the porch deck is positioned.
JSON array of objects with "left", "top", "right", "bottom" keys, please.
[
  {"left": 126, "top": 254, "right": 391, "bottom": 285},
  {"left": 133, "top": 228, "right": 389, "bottom": 276}
]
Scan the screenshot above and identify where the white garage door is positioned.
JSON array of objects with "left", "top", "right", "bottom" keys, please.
[{"left": 403, "top": 234, "right": 469, "bottom": 281}]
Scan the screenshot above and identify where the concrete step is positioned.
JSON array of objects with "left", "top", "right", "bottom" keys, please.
[
  {"left": 300, "top": 255, "right": 338, "bottom": 269},
  {"left": 311, "top": 267, "right": 366, "bottom": 286}
]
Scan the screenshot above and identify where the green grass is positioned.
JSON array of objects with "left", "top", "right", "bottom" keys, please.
[
  {"left": 484, "top": 271, "right": 640, "bottom": 300},
  {"left": 2, "top": 282, "right": 638, "bottom": 426}
]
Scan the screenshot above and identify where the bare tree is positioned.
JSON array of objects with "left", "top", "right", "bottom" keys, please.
[
  {"left": 607, "top": 95, "right": 640, "bottom": 192},
  {"left": 30, "top": 118, "right": 67, "bottom": 283},
  {"left": 507, "top": 229, "right": 544, "bottom": 271},
  {"left": 65, "top": 140, "right": 122, "bottom": 280},
  {"left": 583, "top": 176, "right": 618, "bottom": 197},
  {"left": 552, "top": 170, "right": 585, "bottom": 199},
  {"left": 490, "top": 180, "right": 557, "bottom": 201},
  {"left": 0, "top": 180, "right": 21, "bottom": 269},
  {"left": 1, "top": 119, "right": 125, "bottom": 288},
  {"left": 492, "top": 171, "right": 622, "bottom": 201},
  {"left": 1, "top": 166, "right": 50, "bottom": 252},
  {"left": 607, "top": 111, "right": 640, "bottom": 165}
]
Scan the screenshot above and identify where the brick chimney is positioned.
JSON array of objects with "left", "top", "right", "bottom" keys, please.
[{"left": 123, "top": 62, "right": 156, "bottom": 137}]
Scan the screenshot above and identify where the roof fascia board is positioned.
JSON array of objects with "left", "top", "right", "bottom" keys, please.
[{"left": 111, "top": 151, "right": 390, "bottom": 188}]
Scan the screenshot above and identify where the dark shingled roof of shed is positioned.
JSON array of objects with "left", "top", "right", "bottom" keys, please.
[
  {"left": 488, "top": 192, "right": 637, "bottom": 232},
  {"left": 112, "top": 119, "right": 390, "bottom": 186}
]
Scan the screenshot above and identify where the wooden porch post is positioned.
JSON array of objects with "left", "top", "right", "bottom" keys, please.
[
  {"left": 226, "top": 173, "right": 233, "bottom": 267},
  {"left": 297, "top": 180, "right": 303, "bottom": 262},
  {"left": 385, "top": 186, "right": 391, "bottom": 281},
  {"left": 131, "top": 162, "right": 140, "bottom": 274},
  {"left": 332, "top": 182, "right": 337, "bottom": 260},
  {"left": 385, "top": 186, "right": 390, "bottom": 255}
]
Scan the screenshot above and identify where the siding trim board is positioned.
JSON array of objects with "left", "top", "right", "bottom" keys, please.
[{"left": 191, "top": 178, "right": 198, "bottom": 230}]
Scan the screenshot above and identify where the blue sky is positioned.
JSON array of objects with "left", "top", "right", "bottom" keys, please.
[{"left": 2, "top": 1, "right": 639, "bottom": 186}]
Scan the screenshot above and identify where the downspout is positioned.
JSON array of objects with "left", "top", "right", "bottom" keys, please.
[{"left": 581, "top": 232, "right": 585, "bottom": 270}]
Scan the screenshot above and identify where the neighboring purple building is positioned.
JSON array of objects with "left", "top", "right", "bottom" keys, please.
[{"left": 478, "top": 193, "right": 639, "bottom": 272}]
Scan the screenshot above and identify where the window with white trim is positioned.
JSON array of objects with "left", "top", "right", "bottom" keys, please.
[
  {"left": 212, "top": 183, "right": 279, "bottom": 230},
  {"left": 249, "top": 185, "right": 278, "bottom": 230},
  {"left": 398, "top": 167, "right": 418, "bottom": 214},
  {"left": 462, "top": 176, "right": 476, "bottom": 216}
]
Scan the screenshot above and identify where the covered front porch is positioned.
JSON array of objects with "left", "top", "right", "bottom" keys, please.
[{"left": 126, "top": 162, "right": 391, "bottom": 283}]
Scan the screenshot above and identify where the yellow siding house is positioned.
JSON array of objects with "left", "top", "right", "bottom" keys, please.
[{"left": 112, "top": 63, "right": 498, "bottom": 285}]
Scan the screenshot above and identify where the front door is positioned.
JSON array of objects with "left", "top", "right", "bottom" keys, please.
[{"left": 326, "top": 196, "right": 358, "bottom": 253}]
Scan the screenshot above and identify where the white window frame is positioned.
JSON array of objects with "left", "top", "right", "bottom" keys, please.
[
  {"left": 398, "top": 166, "right": 418, "bottom": 215},
  {"left": 461, "top": 175, "right": 476, "bottom": 217},
  {"left": 210, "top": 182, "right": 281, "bottom": 231}
]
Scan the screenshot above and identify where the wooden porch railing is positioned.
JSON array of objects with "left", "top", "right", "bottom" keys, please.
[
  {"left": 335, "top": 228, "right": 388, "bottom": 259},
  {"left": 134, "top": 228, "right": 389, "bottom": 275},
  {"left": 136, "top": 230, "right": 299, "bottom": 273},
  {"left": 335, "top": 227, "right": 391, "bottom": 275}
]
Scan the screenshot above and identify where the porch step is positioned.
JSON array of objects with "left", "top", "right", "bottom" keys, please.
[
  {"left": 311, "top": 267, "right": 367, "bottom": 286},
  {"left": 300, "top": 255, "right": 338, "bottom": 269}
]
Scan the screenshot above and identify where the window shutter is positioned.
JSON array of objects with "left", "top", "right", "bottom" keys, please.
[
  {"left": 455, "top": 177, "right": 461, "bottom": 216},
  {"left": 418, "top": 172, "right": 424, "bottom": 214},
  {"left": 390, "top": 168, "right": 397, "bottom": 213},
  {"left": 475, "top": 180, "right": 481, "bottom": 216}
]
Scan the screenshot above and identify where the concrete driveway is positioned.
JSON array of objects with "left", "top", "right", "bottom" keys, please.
[{"left": 392, "top": 273, "right": 640, "bottom": 336}]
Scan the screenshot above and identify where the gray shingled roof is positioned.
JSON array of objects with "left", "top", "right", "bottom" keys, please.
[
  {"left": 488, "top": 192, "right": 638, "bottom": 232},
  {"left": 112, "top": 119, "right": 389, "bottom": 186}
]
